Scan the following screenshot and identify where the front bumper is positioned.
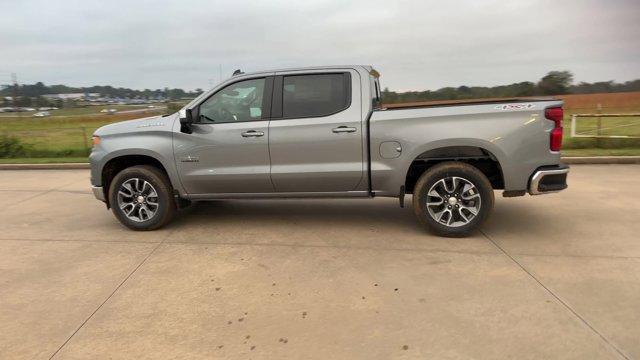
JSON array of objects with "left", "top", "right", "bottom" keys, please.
[
  {"left": 528, "top": 164, "right": 569, "bottom": 195},
  {"left": 92, "top": 186, "right": 106, "bottom": 202}
]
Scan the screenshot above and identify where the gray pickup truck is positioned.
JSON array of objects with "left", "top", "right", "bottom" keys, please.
[{"left": 89, "top": 65, "right": 568, "bottom": 237}]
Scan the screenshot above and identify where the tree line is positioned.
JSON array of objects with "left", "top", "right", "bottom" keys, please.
[
  {"left": 381, "top": 71, "right": 640, "bottom": 104},
  {"left": 0, "top": 82, "right": 203, "bottom": 101}
]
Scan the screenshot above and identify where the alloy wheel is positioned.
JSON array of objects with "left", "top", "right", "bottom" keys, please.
[
  {"left": 116, "top": 178, "right": 159, "bottom": 222},
  {"left": 425, "top": 176, "right": 481, "bottom": 227}
]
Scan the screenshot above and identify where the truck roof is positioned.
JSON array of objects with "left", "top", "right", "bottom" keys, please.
[{"left": 234, "top": 65, "right": 373, "bottom": 77}]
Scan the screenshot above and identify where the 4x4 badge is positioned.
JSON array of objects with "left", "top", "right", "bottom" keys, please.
[{"left": 495, "top": 103, "right": 535, "bottom": 110}]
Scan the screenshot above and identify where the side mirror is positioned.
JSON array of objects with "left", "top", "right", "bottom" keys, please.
[{"left": 179, "top": 109, "right": 193, "bottom": 134}]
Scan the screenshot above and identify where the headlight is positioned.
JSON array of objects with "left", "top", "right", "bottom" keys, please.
[{"left": 92, "top": 135, "right": 101, "bottom": 147}]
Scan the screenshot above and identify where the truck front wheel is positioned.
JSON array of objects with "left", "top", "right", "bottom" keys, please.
[
  {"left": 108, "top": 165, "right": 176, "bottom": 231},
  {"left": 412, "top": 161, "right": 494, "bottom": 237}
]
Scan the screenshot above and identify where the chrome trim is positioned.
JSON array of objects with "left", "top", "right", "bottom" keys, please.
[
  {"left": 528, "top": 167, "right": 569, "bottom": 195},
  {"left": 241, "top": 130, "right": 265, "bottom": 137},
  {"left": 332, "top": 126, "right": 357, "bottom": 133},
  {"left": 186, "top": 191, "right": 371, "bottom": 200},
  {"left": 92, "top": 186, "right": 106, "bottom": 202}
]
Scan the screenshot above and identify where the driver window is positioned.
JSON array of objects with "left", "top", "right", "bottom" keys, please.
[{"left": 198, "top": 78, "right": 265, "bottom": 123}]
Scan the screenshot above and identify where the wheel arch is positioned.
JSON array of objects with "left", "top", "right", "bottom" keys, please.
[
  {"left": 100, "top": 153, "right": 174, "bottom": 207},
  {"left": 404, "top": 143, "right": 505, "bottom": 194}
]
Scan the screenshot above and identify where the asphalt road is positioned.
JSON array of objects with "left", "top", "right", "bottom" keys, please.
[{"left": 0, "top": 165, "right": 638, "bottom": 359}]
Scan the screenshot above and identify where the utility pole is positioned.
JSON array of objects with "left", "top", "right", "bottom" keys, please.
[{"left": 11, "top": 72, "right": 20, "bottom": 117}]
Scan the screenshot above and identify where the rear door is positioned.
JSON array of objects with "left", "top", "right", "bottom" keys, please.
[{"left": 268, "top": 70, "right": 365, "bottom": 192}]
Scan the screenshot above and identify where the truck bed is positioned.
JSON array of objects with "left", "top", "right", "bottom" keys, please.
[{"left": 369, "top": 96, "right": 564, "bottom": 197}]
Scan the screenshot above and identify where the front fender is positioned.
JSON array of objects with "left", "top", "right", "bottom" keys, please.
[{"left": 89, "top": 132, "right": 184, "bottom": 195}]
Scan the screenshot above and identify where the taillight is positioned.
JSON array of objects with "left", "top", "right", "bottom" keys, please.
[{"left": 545, "top": 107, "right": 563, "bottom": 151}]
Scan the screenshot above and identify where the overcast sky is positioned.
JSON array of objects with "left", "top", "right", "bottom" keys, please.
[{"left": 1, "top": 0, "right": 638, "bottom": 91}]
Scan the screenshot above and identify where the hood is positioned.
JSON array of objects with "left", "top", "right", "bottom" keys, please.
[{"left": 93, "top": 114, "right": 178, "bottom": 136}]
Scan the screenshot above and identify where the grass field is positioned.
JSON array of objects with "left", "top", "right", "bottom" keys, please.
[
  {"left": 558, "top": 92, "right": 640, "bottom": 114},
  {"left": 558, "top": 92, "right": 640, "bottom": 146},
  {"left": 561, "top": 147, "right": 640, "bottom": 157},
  {"left": 0, "top": 157, "right": 88, "bottom": 164},
  {"left": 1, "top": 106, "right": 166, "bottom": 157}
]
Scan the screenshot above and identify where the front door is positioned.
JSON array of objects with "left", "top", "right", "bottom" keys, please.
[
  {"left": 174, "top": 77, "right": 274, "bottom": 194},
  {"left": 268, "top": 71, "right": 365, "bottom": 192}
]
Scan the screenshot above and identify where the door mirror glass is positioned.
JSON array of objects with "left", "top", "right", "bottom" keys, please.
[{"left": 179, "top": 109, "right": 194, "bottom": 133}]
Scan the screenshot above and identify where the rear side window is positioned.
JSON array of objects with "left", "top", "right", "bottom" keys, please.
[{"left": 282, "top": 73, "right": 350, "bottom": 118}]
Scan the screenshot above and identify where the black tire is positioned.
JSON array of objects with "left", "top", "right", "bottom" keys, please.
[
  {"left": 108, "top": 165, "right": 176, "bottom": 231},
  {"left": 412, "top": 161, "right": 494, "bottom": 237}
]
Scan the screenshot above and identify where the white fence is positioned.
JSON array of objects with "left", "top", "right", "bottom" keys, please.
[{"left": 570, "top": 113, "right": 640, "bottom": 139}]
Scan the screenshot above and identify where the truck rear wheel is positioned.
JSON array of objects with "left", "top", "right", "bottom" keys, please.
[
  {"left": 412, "top": 161, "right": 494, "bottom": 237},
  {"left": 108, "top": 165, "right": 176, "bottom": 231}
]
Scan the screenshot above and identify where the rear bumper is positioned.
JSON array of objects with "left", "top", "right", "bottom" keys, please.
[
  {"left": 528, "top": 164, "right": 569, "bottom": 195},
  {"left": 92, "top": 186, "right": 106, "bottom": 202}
]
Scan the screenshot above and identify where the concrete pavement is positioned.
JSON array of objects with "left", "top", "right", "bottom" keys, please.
[{"left": 0, "top": 165, "right": 638, "bottom": 359}]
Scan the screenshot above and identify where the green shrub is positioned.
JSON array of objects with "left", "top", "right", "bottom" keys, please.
[
  {"left": 0, "top": 135, "right": 30, "bottom": 158},
  {"left": 564, "top": 137, "right": 640, "bottom": 149},
  {"left": 26, "top": 148, "right": 89, "bottom": 158}
]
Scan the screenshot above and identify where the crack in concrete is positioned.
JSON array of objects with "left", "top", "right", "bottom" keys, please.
[
  {"left": 480, "top": 230, "right": 631, "bottom": 360},
  {"left": 47, "top": 234, "right": 170, "bottom": 359}
]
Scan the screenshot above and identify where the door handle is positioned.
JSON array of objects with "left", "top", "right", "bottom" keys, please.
[
  {"left": 241, "top": 130, "right": 264, "bottom": 137},
  {"left": 332, "top": 126, "right": 357, "bottom": 133}
]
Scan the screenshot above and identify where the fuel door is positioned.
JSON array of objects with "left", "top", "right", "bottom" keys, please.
[{"left": 380, "top": 141, "right": 402, "bottom": 159}]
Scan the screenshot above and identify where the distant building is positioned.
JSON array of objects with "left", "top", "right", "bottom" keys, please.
[{"left": 42, "top": 93, "right": 100, "bottom": 100}]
